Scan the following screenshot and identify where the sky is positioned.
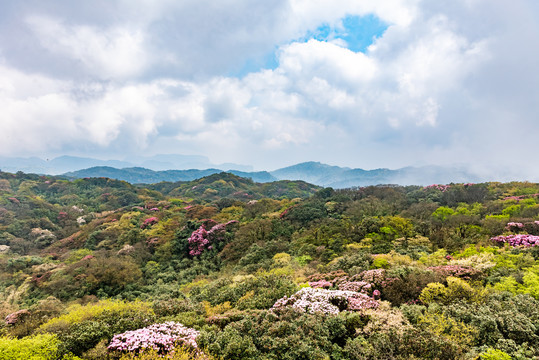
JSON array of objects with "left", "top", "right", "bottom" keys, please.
[{"left": 1, "top": 0, "right": 538, "bottom": 176}]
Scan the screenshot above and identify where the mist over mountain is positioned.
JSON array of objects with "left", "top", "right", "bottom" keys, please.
[
  {"left": 60, "top": 160, "right": 483, "bottom": 188},
  {"left": 1, "top": 154, "right": 486, "bottom": 187},
  {"left": 0, "top": 155, "right": 252, "bottom": 175},
  {"left": 63, "top": 167, "right": 277, "bottom": 184}
]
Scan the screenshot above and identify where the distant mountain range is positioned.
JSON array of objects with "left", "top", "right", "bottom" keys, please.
[
  {"left": 63, "top": 167, "right": 278, "bottom": 184},
  {"left": 0, "top": 154, "right": 252, "bottom": 175},
  {"left": 61, "top": 161, "right": 483, "bottom": 188},
  {"left": 0, "top": 155, "right": 485, "bottom": 188}
]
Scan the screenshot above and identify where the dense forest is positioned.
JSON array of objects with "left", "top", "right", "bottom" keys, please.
[{"left": 1, "top": 171, "right": 539, "bottom": 359}]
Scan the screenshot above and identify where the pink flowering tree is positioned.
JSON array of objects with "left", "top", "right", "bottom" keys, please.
[
  {"left": 108, "top": 321, "right": 199, "bottom": 356},
  {"left": 423, "top": 184, "right": 451, "bottom": 192},
  {"left": 187, "top": 220, "right": 238, "bottom": 257},
  {"left": 141, "top": 217, "right": 159, "bottom": 229}
]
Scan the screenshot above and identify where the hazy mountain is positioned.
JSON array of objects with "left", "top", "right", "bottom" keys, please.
[
  {"left": 0, "top": 156, "right": 50, "bottom": 174},
  {"left": 63, "top": 161, "right": 482, "bottom": 187},
  {"left": 324, "top": 166, "right": 482, "bottom": 188},
  {"left": 228, "top": 170, "right": 278, "bottom": 182},
  {"left": 63, "top": 167, "right": 222, "bottom": 183},
  {"left": 269, "top": 162, "right": 482, "bottom": 187},
  {"left": 2, "top": 154, "right": 483, "bottom": 187},
  {"left": 270, "top": 162, "right": 350, "bottom": 184},
  {"left": 64, "top": 167, "right": 277, "bottom": 184},
  {"left": 0, "top": 154, "right": 252, "bottom": 174}
]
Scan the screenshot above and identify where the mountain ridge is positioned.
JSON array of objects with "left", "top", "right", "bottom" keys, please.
[{"left": 62, "top": 162, "right": 483, "bottom": 188}]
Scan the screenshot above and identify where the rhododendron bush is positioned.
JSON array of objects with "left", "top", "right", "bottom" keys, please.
[
  {"left": 271, "top": 287, "right": 379, "bottom": 315},
  {"left": 188, "top": 220, "right": 238, "bottom": 256},
  {"left": 108, "top": 322, "right": 199, "bottom": 355},
  {"left": 491, "top": 234, "right": 539, "bottom": 247},
  {"left": 307, "top": 269, "right": 391, "bottom": 297}
]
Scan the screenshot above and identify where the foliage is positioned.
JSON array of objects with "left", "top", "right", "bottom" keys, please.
[
  {"left": 0, "top": 333, "right": 81, "bottom": 360},
  {"left": 4, "top": 171, "right": 539, "bottom": 358}
]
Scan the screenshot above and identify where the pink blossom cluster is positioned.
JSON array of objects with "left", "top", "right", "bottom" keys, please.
[
  {"left": 308, "top": 280, "right": 332, "bottom": 289},
  {"left": 506, "top": 222, "right": 524, "bottom": 231},
  {"left": 232, "top": 191, "right": 251, "bottom": 198},
  {"left": 271, "top": 287, "right": 379, "bottom": 315},
  {"left": 4, "top": 309, "right": 30, "bottom": 325},
  {"left": 188, "top": 220, "right": 238, "bottom": 256},
  {"left": 504, "top": 193, "right": 539, "bottom": 202},
  {"left": 423, "top": 184, "right": 450, "bottom": 192},
  {"left": 353, "top": 269, "right": 388, "bottom": 287},
  {"left": 307, "top": 270, "right": 388, "bottom": 297},
  {"left": 337, "top": 281, "right": 373, "bottom": 294},
  {"left": 108, "top": 321, "right": 199, "bottom": 355},
  {"left": 188, "top": 226, "right": 209, "bottom": 256},
  {"left": 491, "top": 234, "right": 539, "bottom": 247},
  {"left": 141, "top": 217, "right": 159, "bottom": 229},
  {"left": 7, "top": 197, "right": 19, "bottom": 204},
  {"left": 309, "top": 279, "right": 376, "bottom": 297}
]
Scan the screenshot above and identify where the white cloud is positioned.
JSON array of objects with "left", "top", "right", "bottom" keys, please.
[
  {"left": 26, "top": 15, "right": 148, "bottom": 79},
  {"left": 0, "top": 0, "right": 538, "bottom": 177}
]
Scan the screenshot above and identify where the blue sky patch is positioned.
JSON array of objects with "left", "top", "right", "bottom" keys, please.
[
  {"left": 232, "top": 14, "right": 387, "bottom": 77},
  {"left": 306, "top": 14, "right": 388, "bottom": 53},
  {"left": 232, "top": 49, "right": 279, "bottom": 78}
]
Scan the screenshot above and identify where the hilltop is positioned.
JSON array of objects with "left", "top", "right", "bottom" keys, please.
[{"left": 1, "top": 170, "right": 539, "bottom": 359}]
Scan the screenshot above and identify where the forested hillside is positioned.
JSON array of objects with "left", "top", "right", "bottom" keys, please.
[{"left": 1, "top": 171, "right": 539, "bottom": 359}]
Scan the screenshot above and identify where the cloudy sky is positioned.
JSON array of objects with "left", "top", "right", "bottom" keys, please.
[{"left": 1, "top": 0, "right": 538, "bottom": 175}]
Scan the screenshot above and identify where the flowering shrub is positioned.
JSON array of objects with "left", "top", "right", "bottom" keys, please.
[
  {"left": 4, "top": 309, "right": 30, "bottom": 325},
  {"left": 188, "top": 226, "right": 209, "bottom": 256},
  {"left": 337, "top": 280, "right": 373, "bottom": 294},
  {"left": 307, "top": 269, "right": 396, "bottom": 297},
  {"left": 108, "top": 322, "right": 199, "bottom": 355},
  {"left": 308, "top": 280, "right": 332, "bottom": 289},
  {"left": 353, "top": 269, "right": 390, "bottom": 288},
  {"left": 307, "top": 271, "right": 383, "bottom": 296},
  {"left": 423, "top": 184, "right": 450, "bottom": 192},
  {"left": 188, "top": 220, "right": 238, "bottom": 256},
  {"left": 506, "top": 222, "right": 524, "bottom": 231},
  {"left": 503, "top": 220, "right": 539, "bottom": 235},
  {"left": 271, "top": 287, "right": 379, "bottom": 315},
  {"left": 491, "top": 234, "right": 539, "bottom": 247},
  {"left": 141, "top": 217, "right": 159, "bottom": 229},
  {"left": 503, "top": 193, "right": 539, "bottom": 202}
]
